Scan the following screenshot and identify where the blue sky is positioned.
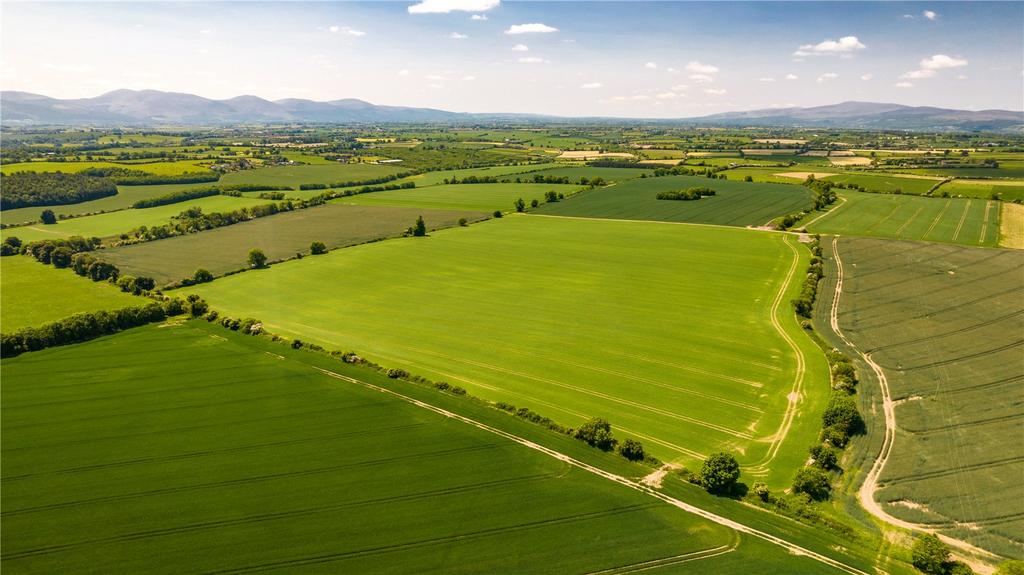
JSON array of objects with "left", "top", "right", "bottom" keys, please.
[{"left": 2, "top": 1, "right": 1021, "bottom": 117}]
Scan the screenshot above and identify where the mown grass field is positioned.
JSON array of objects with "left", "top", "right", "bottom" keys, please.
[
  {"left": 184, "top": 216, "right": 829, "bottom": 486},
  {"left": 804, "top": 191, "right": 1001, "bottom": 247},
  {"left": 822, "top": 237, "right": 1024, "bottom": 558},
  {"left": 0, "top": 255, "right": 142, "bottom": 331},
  {"left": 1, "top": 183, "right": 210, "bottom": 224},
  {"left": 940, "top": 179, "right": 1024, "bottom": 202},
  {"left": 340, "top": 183, "right": 584, "bottom": 212},
  {"left": 104, "top": 204, "right": 482, "bottom": 285},
  {"left": 536, "top": 175, "right": 812, "bottom": 227},
  {"left": 1, "top": 195, "right": 271, "bottom": 243},
  {"left": 0, "top": 321, "right": 845, "bottom": 574},
  {"left": 1, "top": 159, "right": 212, "bottom": 176},
  {"left": 218, "top": 163, "right": 407, "bottom": 188}
]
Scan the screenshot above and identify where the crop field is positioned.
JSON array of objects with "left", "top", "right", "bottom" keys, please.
[
  {"left": 940, "top": 179, "right": 1024, "bottom": 202},
  {"left": 513, "top": 166, "right": 655, "bottom": 181},
  {"left": 0, "top": 320, "right": 851, "bottom": 574},
  {"left": 103, "top": 204, "right": 481, "bottom": 285},
  {"left": 397, "top": 163, "right": 558, "bottom": 187},
  {"left": 340, "top": 183, "right": 585, "bottom": 212},
  {"left": 804, "top": 191, "right": 1001, "bottom": 247},
  {"left": 1, "top": 159, "right": 212, "bottom": 176},
  {"left": 184, "top": 216, "right": 830, "bottom": 486},
  {"left": 218, "top": 163, "right": 408, "bottom": 188},
  {"left": 821, "top": 173, "right": 941, "bottom": 195},
  {"left": 96, "top": 134, "right": 184, "bottom": 145},
  {"left": 0, "top": 255, "right": 142, "bottom": 331},
  {"left": 720, "top": 167, "right": 836, "bottom": 184},
  {"left": 818, "top": 237, "right": 1024, "bottom": 558},
  {"left": 904, "top": 164, "right": 1024, "bottom": 179},
  {"left": 1001, "top": 203, "right": 1024, "bottom": 249},
  {"left": 536, "top": 175, "right": 812, "bottom": 227},
  {"left": 1, "top": 195, "right": 270, "bottom": 243},
  {"left": 1, "top": 183, "right": 209, "bottom": 224}
]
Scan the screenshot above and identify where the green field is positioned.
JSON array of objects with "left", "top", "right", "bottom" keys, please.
[
  {"left": 218, "top": 163, "right": 407, "bottom": 188},
  {"left": 1, "top": 195, "right": 271, "bottom": 243},
  {"left": 0, "top": 256, "right": 142, "bottom": 331},
  {"left": 0, "top": 321, "right": 848, "bottom": 574},
  {"left": 340, "top": 183, "right": 585, "bottom": 212},
  {"left": 399, "top": 163, "right": 559, "bottom": 187},
  {"left": 804, "top": 191, "right": 1001, "bottom": 247},
  {"left": 823, "top": 173, "right": 940, "bottom": 195},
  {"left": 1, "top": 183, "right": 215, "bottom": 224},
  {"left": 536, "top": 175, "right": 813, "bottom": 227},
  {"left": 515, "top": 166, "right": 655, "bottom": 181},
  {"left": 103, "top": 204, "right": 482, "bottom": 285},
  {"left": 817, "top": 237, "right": 1024, "bottom": 558},
  {"left": 1, "top": 159, "right": 212, "bottom": 176},
  {"left": 939, "top": 180, "right": 1024, "bottom": 202},
  {"left": 184, "top": 216, "right": 830, "bottom": 486}
]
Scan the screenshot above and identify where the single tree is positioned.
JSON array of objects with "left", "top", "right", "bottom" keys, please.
[
  {"left": 40, "top": 209, "right": 57, "bottom": 225},
  {"left": 530, "top": 199, "right": 540, "bottom": 208},
  {"left": 574, "top": 418, "right": 617, "bottom": 451},
  {"left": 247, "top": 248, "right": 267, "bottom": 268},
  {"left": 791, "top": 466, "right": 831, "bottom": 501},
  {"left": 412, "top": 215, "right": 427, "bottom": 237},
  {"left": 492, "top": 210, "right": 503, "bottom": 218},
  {"left": 618, "top": 438, "right": 645, "bottom": 461},
  {"left": 514, "top": 197, "right": 526, "bottom": 212},
  {"left": 699, "top": 452, "right": 741, "bottom": 494},
  {"left": 911, "top": 534, "right": 951, "bottom": 575},
  {"left": 193, "top": 268, "right": 214, "bottom": 283},
  {"left": 310, "top": 241, "right": 327, "bottom": 255}
]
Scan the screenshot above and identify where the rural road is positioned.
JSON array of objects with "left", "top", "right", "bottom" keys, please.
[{"left": 313, "top": 365, "right": 873, "bottom": 575}]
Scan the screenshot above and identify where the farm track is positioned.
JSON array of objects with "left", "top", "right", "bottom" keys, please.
[{"left": 312, "top": 366, "right": 871, "bottom": 575}]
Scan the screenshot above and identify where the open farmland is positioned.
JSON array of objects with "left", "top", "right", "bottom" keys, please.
[
  {"left": 1, "top": 159, "right": 212, "bottom": 176},
  {"left": 1, "top": 195, "right": 270, "bottom": 243},
  {"left": 0, "top": 321, "right": 854, "bottom": 575},
  {"left": 398, "top": 163, "right": 559, "bottom": 187},
  {"left": 218, "top": 163, "right": 408, "bottom": 188},
  {"left": 536, "top": 175, "right": 812, "bottom": 227},
  {"left": 815, "top": 237, "right": 1024, "bottom": 558},
  {"left": 804, "top": 191, "right": 1001, "bottom": 247},
  {"left": 340, "top": 183, "right": 585, "bottom": 212},
  {"left": 184, "top": 216, "right": 830, "bottom": 486},
  {"left": 103, "top": 204, "right": 482, "bottom": 285},
  {"left": 0, "top": 255, "right": 143, "bottom": 331},
  {"left": 822, "top": 173, "right": 941, "bottom": 195},
  {"left": 939, "top": 179, "right": 1024, "bottom": 202},
  {"left": 1, "top": 183, "right": 218, "bottom": 224}
]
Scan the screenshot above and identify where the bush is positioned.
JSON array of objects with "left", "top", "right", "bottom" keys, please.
[
  {"left": 912, "top": 534, "right": 951, "bottom": 575},
  {"left": 412, "top": 216, "right": 427, "bottom": 237},
  {"left": 574, "top": 418, "right": 617, "bottom": 451},
  {"left": 821, "top": 394, "right": 864, "bottom": 445},
  {"left": 531, "top": 199, "right": 540, "bottom": 208},
  {"left": 310, "top": 241, "right": 327, "bottom": 255},
  {"left": 40, "top": 209, "right": 57, "bottom": 224},
  {"left": 247, "top": 248, "right": 267, "bottom": 268},
  {"left": 291, "top": 339, "right": 303, "bottom": 349},
  {"left": 699, "top": 452, "right": 741, "bottom": 494},
  {"left": 458, "top": 217, "right": 468, "bottom": 226},
  {"left": 792, "top": 467, "right": 831, "bottom": 500},
  {"left": 387, "top": 368, "right": 410, "bottom": 379},
  {"left": 809, "top": 444, "right": 839, "bottom": 470},
  {"left": 753, "top": 482, "right": 770, "bottom": 501},
  {"left": 193, "top": 268, "right": 214, "bottom": 283},
  {"left": 493, "top": 210, "right": 503, "bottom": 218},
  {"left": 514, "top": 198, "right": 526, "bottom": 212},
  {"left": 617, "top": 438, "right": 645, "bottom": 461}
]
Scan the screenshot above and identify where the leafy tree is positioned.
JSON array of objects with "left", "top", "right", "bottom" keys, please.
[
  {"left": 458, "top": 217, "right": 468, "bottom": 226},
  {"left": 699, "top": 452, "right": 741, "bottom": 494},
  {"left": 912, "top": 534, "right": 951, "bottom": 575},
  {"left": 50, "top": 246, "right": 74, "bottom": 268},
  {"left": 792, "top": 466, "right": 831, "bottom": 501},
  {"left": 193, "top": 268, "right": 214, "bottom": 283},
  {"left": 514, "top": 197, "right": 526, "bottom": 212},
  {"left": 544, "top": 190, "right": 559, "bottom": 202},
  {"left": 531, "top": 198, "right": 540, "bottom": 208},
  {"left": 574, "top": 418, "right": 617, "bottom": 451},
  {"left": 618, "top": 438, "right": 645, "bottom": 461},
  {"left": 493, "top": 210, "right": 503, "bottom": 218},
  {"left": 135, "top": 277, "right": 156, "bottom": 292},
  {"left": 310, "top": 241, "right": 327, "bottom": 255},
  {"left": 40, "top": 209, "right": 57, "bottom": 225},
  {"left": 821, "top": 394, "right": 864, "bottom": 445},
  {"left": 412, "top": 215, "right": 427, "bottom": 237},
  {"left": 809, "top": 444, "right": 839, "bottom": 470},
  {"left": 247, "top": 248, "right": 267, "bottom": 268}
]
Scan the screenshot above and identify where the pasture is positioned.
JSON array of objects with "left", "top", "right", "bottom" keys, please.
[
  {"left": 1, "top": 183, "right": 209, "bottom": 224},
  {"left": 103, "top": 204, "right": 481, "bottom": 285},
  {"left": 340, "top": 183, "right": 585, "bottom": 212},
  {"left": 1, "top": 195, "right": 270, "bottom": 243},
  {"left": 1, "top": 159, "right": 212, "bottom": 176},
  {"left": 536, "top": 175, "right": 813, "bottom": 227},
  {"left": 820, "top": 237, "right": 1024, "bottom": 558},
  {"left": 0, "top": 255, "right": 141, "bottom": 331},
  {"left": 398, "top": 163, "right": 559, "bottom": 187},
  {"left": 184, "top": 216, "right": 830, "bottom": 486},
  {"left": 0, "top": 321, "right": 849, "bottom": 574},
  {"left": 939, "top": 179, "right": 1024, "bottom": 202},
  {"left": 822, "top": 173, "right": 941, "bottom": 195},
  {"left": 218, "top": 163, "right": 407, "bottom": 188},
  {"left": 804, "top": 191, "right": 1001, "bottom": 247}
]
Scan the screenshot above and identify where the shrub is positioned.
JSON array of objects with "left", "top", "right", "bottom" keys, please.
[
  {"left": 310, "top": 241, "right": 327, "bottom": 255},
  {"left": 911, "top": 534, "right": 951, "bottom": 575},
  {"left": 544, "top": 190, "right": 559, "bottom": 202},
  {"left": 412, "top": 216, "right": 427, "bottom": 237},
  {"left": 291, "top": 339, "right": 303, "bottom": 349},
  {"left": 617, "top": 438, "right": 645, "bottom": 461},
  {"left": 247, "top": 248, "right": 267, "bottom": 268},
  {"left": 193, "top": 268, "right": 214, "bottom": 283},
  {"left": 458, "top": 217, "right": 468, "bottom": 226},
  {"left": 40, "top": 209, "right": 57, "bottom": 225},
  {"left": 699, "top": 452, "right": 741, "bottom": 494},
  {"left": 493, "top": 210, "right": 503, "bottom": 218},
  {"left": 753, "top": 482, "right": 770, "bottom": 501},
  {"left": 531, "top": 199, "right": 539, "bottom": 208},
  {"left": 514, "top": 198, "right": 526, "bottom": 212},
  {"left": 387, "top": 368, "right": 410, "bottom": 379},
  {"left": 792, "top": 467, "right": 831, "bottom": 501},
  {"left": 574, "top": 418, "right": 617, "bottom": 451},
  {"left": 809, "top": 444, "right": 839, "bottom": 470},
  {"left": 821, "top": 394, "right": 864, "bottom": 445}
]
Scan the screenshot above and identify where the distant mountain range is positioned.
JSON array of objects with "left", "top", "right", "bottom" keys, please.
[{"left": 2, "top": 90, "right": 1021, "bottom": 132}]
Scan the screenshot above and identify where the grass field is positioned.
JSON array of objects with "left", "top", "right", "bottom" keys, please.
[
  {"left": 218, "top": 163, "right": 407, "bottom": 188},
  {"left": 1, "top": 183, "right": 212, "bottom": 224},
  {"left": 1, "top": 195, "right": 271, "bottom": 243},
  {"left": 804, "top": 191, "right": 1001, "bottom": 247},
  {"left": 398, "top": 163, "right": 559, "bottom": 187},
  {"left": 1, "top": 159, "right": 212, "bottom": 176},
  {"left": 0, "top": 320, "right": 849, "bottom": 574},
  {"left": 939, "top": 179, "right": 1024, "bottom": 202},
  {"left": 822, "top": 173, "right": 940, "bottom": 195},
  {"left": 103, "top": 204, "right": 482, "bottom": 285},
  {"left": 513, "top": 166, "right": 655, "bottom": 181},
  {"left": 340, "top": 183, "right": 584, "bottom": 212},
  {"left": 183, "top": 216, "right": 830, "bottom": 486},
  {"left": 0, "top": 256, "right": 142, "bottom": 331},
  {"left": 1002, "top": 203, "right": 1024, "bottom": 249},
  {"left": 536, "top": 175, "right": 812, "bottom": 227},
  {"left": 818, "top": 237, "right": 1024, "bottom": 558}
]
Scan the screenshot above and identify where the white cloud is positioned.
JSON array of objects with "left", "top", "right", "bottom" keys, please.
[
  {"left": 704, "top": 88, "right": 727, "bottom": 95},
  {"left": 580, "top": 82, "right": 603, "bottom": 89},
  {"left": 901, "top": 69, "right": 935, "bottom": 79},
  {"left": 685, "top": 61, "right": 719, "bottom": 74},
  {"left": 644, "top": 62, "right": 658, "bottom": 69},
  {"left": 920, "top": 54, "right": 968, "bottom": 70},
  {"left": 398, "top": 69, "right": 410, "bottom": 76},
  {"left": 609, "top": 94, "right": 652, "bottom": 102},
  {"left": 902, "top": 14, "right": 915, "bottom": 19},
  {"left": 861, "top": 73, "right": 873, "bottom": 80},
  {"left": 408, "top": 0, "right": 499, "bottom": 14},
  {"left": 199, "top": 29, "right": 212, "bottom": 35},
  {"left": 505, "top": 23, "right": 558, "bottom": 34},
  {"left": 923, "top": 10, "right": 938, "bottom": 20},
  {"left": 656, "top": 92, "right": 680, "bottom": 99},
  {"left": 666, "top": 67, "right": 677, "bottom": 73},
  {"left": 689, "top": 74, "right": 714, "bottom": 84},
  {"left": 329, "top": 25, "right": 366, "bottom": 37},
  {"left": 448, "top": 32, "right": 468, "bottom": 39},
  {"left": 425, "top": 74, "right": 444, "bottom": 80},
  {"left": 511, "top": 44, "right": 529, "bottom": 52},
  {"left": 895, "top": 81, "right": 914, "bottom": 88},
  {"left": 470, "top": 14, "right": 488, "bottom": 20},
  {"left": 956, "top": 74, "right": 967, "bottom": 80},
  {"left": 428, "top": 83, "right": 443, "bottom": 89},
  {"left": 670, "top": 84, "right": 688, "bottom": 92},
  {"left": 517, "top": 56, "right": 548, "bottom": 64},
  {"left": 794, "top": 36, "right": 865, "bottom": 57},
  {"left": 816, "top": 72, "right": 839, "bottom": 83},
  {"left": 759, "top": 77, "right": 776, "bottom": 82},
  {"left": 462, "top": 75, "right": 476, "bottom": 81},
  {"left": 785, "top": 73, "right": 799, "bottom": 80}
]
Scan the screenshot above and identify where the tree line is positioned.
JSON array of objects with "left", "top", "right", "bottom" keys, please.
[
  {"left": 656, "top": 187, "right": 716, "bottom": 201},
  {"left": 0, "top": 172, "right": 118, "bottom": 210}
]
